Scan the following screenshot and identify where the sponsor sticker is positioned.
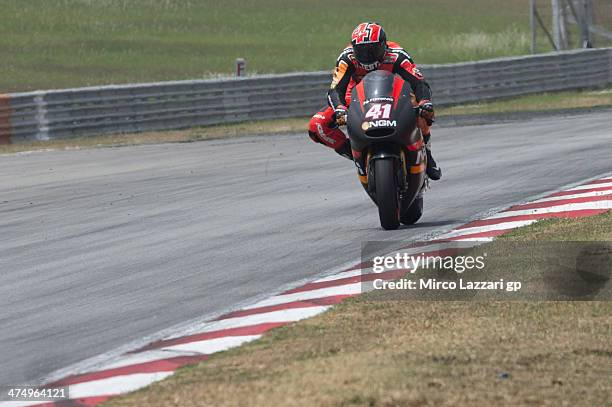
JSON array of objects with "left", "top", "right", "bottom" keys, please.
[{"left": 369, "top": 119, "right": 397, "bottom": 127}]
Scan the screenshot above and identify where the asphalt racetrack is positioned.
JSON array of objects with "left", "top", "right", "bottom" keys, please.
[{"left": 1, "top": 111, "right": 611, "bottom": 387}]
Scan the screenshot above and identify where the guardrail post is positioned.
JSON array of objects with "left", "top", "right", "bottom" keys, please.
[
  {"left": 0, "top": 94, "right": 11, "bottom": 145},
  {"left": 608, "top": 49, "right": 612, "bottom": 85},
  {"left": 33, "top": 91, "right": 50, "bottom": 140}
]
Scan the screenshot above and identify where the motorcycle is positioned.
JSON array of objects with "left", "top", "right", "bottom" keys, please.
[{"left": 346, "top": 70, "right": 428, "bottom": 230}]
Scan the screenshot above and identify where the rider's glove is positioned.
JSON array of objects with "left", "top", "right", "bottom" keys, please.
[
  {"left": 418, "top": 100, "right": 435, "bottom": 125},
  {"left": 334, "top": 105, "right": 348, "bottom": 126}
]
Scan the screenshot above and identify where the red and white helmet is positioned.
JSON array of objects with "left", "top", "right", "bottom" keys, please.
[{"left": 351, "top": 22, "right": 387, "bottom": 70}]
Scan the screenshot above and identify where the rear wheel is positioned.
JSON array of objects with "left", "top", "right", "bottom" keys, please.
[
  {"left": 400, "top": 196, "right": 423, "bottom": 225},
  {"left": 374, "top": 158, "right": 400, "bottom": 230}
]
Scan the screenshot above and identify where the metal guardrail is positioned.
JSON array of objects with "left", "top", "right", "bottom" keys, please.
[{"left": 1, "top": 48, "right": 610, "bottom": 142}]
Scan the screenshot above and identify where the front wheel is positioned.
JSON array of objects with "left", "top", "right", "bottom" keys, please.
[{"left": 374, "top": 158, "right": 400, "bottom": 230}]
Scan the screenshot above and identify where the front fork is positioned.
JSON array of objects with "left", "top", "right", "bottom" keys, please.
[{"left": 354, "top": 145, "right": 426, "bottom": 204}]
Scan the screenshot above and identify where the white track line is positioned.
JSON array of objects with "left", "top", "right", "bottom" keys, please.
[
  {"left": 448, "top": 237, "right": 495, "bottom": 242},
  {"left": 486, "top": 201, "right": 612, "bottom": 219},
  {"left": 93, "top": 349, "right": 201, "bottom": 372},
  {"left": 438, "top": 219, "right": 538, "bottom": 239},
  {"left": 198, "top": 306, "right": 330, "bottom": 332},
  {"left": 241, "top": 284, "right": 362, "bottom": 310},
  {"left": 531, "top": 189, "right": 612, "bottom": 204},
  {"left": 562, "top": 181, "right": 612, "bottom": 191},
  {"left": 69, "top": 372, "right": 173, "bottom": 400},
  {"left": 312, "top": 268, "right": 366, "bottom": 283},
  {"left": 163, "top": 334, "right": 262, "bottom": 355},
  {"left": 0, "top": 401, "right": 48, "bottom": 407}
]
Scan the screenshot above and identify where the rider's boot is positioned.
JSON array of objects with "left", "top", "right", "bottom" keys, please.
[{"left": 423, "top": 133, "right": 441, "bottom": 180}]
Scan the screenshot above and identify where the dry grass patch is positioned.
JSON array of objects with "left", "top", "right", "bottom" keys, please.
[
  {"left": 0, "top": 118, "right": 307, "bottom": 154},
  {"left": 441, "top": 88, "right": 612, "bottom": 116}
]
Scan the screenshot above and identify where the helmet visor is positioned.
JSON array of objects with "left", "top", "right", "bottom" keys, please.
[{"left": 353, "top": 43, "right": 386, "bottom": 65}]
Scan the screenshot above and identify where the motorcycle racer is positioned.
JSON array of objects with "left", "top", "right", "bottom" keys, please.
[{"left": 308, "top": 22, "right": 441, "bottom": 180}]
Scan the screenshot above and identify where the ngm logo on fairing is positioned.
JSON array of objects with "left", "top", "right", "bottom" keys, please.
[
  {"left": 370, "top": 119, "right": 397, "bottom": 127},
  {"left": 361, "top": 120, "right": 397, "bottom": 130}
]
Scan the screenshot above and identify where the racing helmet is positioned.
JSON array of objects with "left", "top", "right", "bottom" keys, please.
[{"left": 351, "top": 22, "right": 387, "bottom": 70}]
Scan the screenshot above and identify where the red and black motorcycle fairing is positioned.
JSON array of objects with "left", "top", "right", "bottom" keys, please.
[{"left": 346, "top": 70, "right": 427, "bottom": 229}]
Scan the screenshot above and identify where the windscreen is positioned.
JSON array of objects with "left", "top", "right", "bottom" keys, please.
[{"left": 361, "top": 71, "right": 398, "bottom": 137}]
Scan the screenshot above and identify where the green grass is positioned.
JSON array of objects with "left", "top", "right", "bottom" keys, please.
[{"left": 0, "top": 0, "right": 535, "bottom": 92}]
